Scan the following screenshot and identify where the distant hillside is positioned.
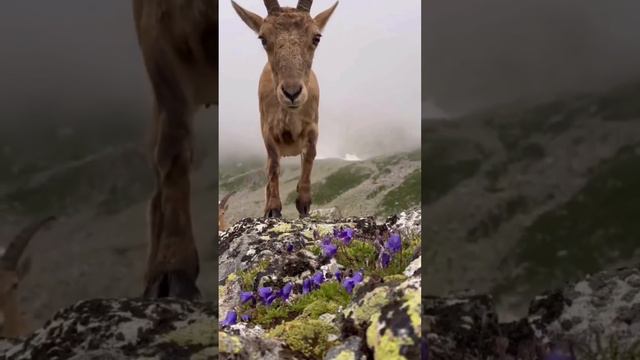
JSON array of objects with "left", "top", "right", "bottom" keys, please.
[
  {"left": 219, "top": 150, "right": 421, "bottom": 222},
  {"left": 422, "top": 81, "right": 640, "bottom": 318}
]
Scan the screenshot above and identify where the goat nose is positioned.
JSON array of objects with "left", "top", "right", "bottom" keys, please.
[{"left": 281, "top": 83, "right": 303, "bottom": 103}]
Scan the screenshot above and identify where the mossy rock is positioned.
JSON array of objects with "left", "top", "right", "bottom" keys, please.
[
  {"left": 268, "top": 319, "right": 339, "bottom": 358},
  {"left": 162, "top": 320, "right": 216, "bottom": 347},
  {"left": 301, "top": 299, "right": 341, "bottom": 319}
]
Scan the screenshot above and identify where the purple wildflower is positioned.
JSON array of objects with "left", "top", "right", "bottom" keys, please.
[
  {"left": 312, "top": 272, "right": 324, "bottom": 287},
  {"left": 302, "top": 278, "right": 312, "bottom": 294},
  {"left": 338, "top": 228, "right": 354, "bottom": 245},
  {"left": 265, "top": 293, "right": 278, "bottom": 306},
  {"left": 353, "top": 271, "right": 364, "bottom": 284},
  {"left": 221, "top": 310, "right": 237, "bottom": 327},
  {"left": 385, "top": 233, "right": 402, "bottom": 254},
  {"left": 335, "top": 271, "right": 342, "bottom": 282},
  {"left": 322, "top": 236, "right": 332, "bottom": 245},
  {"left": 241, "top": 314, "right": 251, "bottom": 322},
  {"left": 258, "top": 287, "right": 273, "bottom": 303},
  {"left": 240, "top": 291, "right": 255, "bottom": 305},
  {"left": 322, "top": 242, "right": 337, "bottom": 258},
  {"left": 342, "top": 277, "right": 356, "bottom": 294},
  {"left": 380, "top": 251, "right": 391, "bottom": 268},
  {"left": 281, "top": 282, "right": 293, "bottom": 301},
  {"left": 286, "top": 243, "right": 294, "bottom": 253}
]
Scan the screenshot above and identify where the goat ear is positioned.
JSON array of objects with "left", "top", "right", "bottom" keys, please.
[
  {"left": 231, "top": 1, "right": 263, "bottom": 34},
  {"left": 314, "top": 1, "right": 338, "bottom": 32},
  {"left": 17, "top": 256, "right": 31, "bottom": 280}
]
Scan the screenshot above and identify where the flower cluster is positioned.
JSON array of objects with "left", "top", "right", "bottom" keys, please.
[{"left": 220, "top": 226, "right": 405, "bottom": 328}]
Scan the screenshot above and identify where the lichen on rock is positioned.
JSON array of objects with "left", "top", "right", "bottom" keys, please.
[{"left": 218, "top": 209, "right": 422, "bottom": 359}]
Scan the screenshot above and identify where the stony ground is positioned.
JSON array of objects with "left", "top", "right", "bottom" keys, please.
[
  {"left": 0, "top": 298, "right": 217, "bottom": 360},
  {"left": 218, "top": 209, "right": 422, "bottom": 360},
  {"left": 426, "top": 263, "right": 640, "bottom": 359}
]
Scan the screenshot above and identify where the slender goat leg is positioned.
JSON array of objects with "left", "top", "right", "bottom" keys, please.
[
  {"left": 264, "top": 141, "right": 282, "bottom": 218},
  {"left": 142, "top": 51, "right": 200, "bottom": 300},
  {"left": 296, "top": 130, "right": 317, "bottom": 217}
]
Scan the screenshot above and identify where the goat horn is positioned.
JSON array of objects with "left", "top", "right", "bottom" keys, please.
[
  {"left": 0, "top": 216, "right": 55, "bottom": 270},
  {"left": 297, "top": 0, "right": 313, "bottom": 12},
  {"left": 219, "top": 191, "right": 236, "bottom": 210},
  {"left": 264, "top": 0, "right": 281, "bottom": 14}
]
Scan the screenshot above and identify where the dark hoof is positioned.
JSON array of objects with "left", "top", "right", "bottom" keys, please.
[
  {"left": 265, "top": 208, "right": 282, "bottom": 218},
  {"left": 143, "top": 270, "right": 201, "bottom": 300},
  {"left": 296, "top": 198, "right": 311, "bottom": 218}
]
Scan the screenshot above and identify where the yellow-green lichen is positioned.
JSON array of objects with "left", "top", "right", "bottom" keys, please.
[
  {"left": 219, "top": 331, "right": 242, "bottom": 354},
  {"left": 334, "top": 350, "right": 357, "bottom": 360},
  {"left": 351, "top": 287, "right": 390, "bottom": 324},
  {"left": 163, "top": 320, "right": 216, "bottom": 347},
  {"left": 366, "top": 313, "right": 381, "bottom": 348},
  {"left": 268, "top": 319, "right": 339, "bottom": 358},
  {"left": 226, "top": 273, "right": 238, "bottom": 282},
  {"left": 403, "top": 287, "right": 421, "bottom": 335},
  {"left": 367, "top": 315, "right": 414, "bottom": 360},
  {"left": 271, "top": 223, "right": 294, "bottom": 234},
  {"left": 237, "top": 260, "right": 269, "bottom": 290},
  {"left": 301, "top": 229, "right": 314, "bottom": 239},
  {"left": 315, "top": 224, "right": 335, "bottom": 237}
]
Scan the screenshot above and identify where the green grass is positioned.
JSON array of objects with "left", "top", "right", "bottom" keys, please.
[
  {"left": 366, "top": 185, "right": 388, "bottom": 200},
  {"left": 496, "top": 144, "right": 640, "bottom": 296},
  {"left": 422, "top": 136, "right": 483, "bottom": 204},
  {"left": 485, "top": 142, "right": 546, "bottom": 192},
  {"left": 249, "top": 282, "right": 351, "bottom": 328},
  {"left": 466, "top": 195, "right": 529, "bottom": 242},
  {"left": 218, "top": 169, "right": 265, "bottom": 193},
  {"left": 285, "top": 164, "right": 373, "bottom": 205},
  {"left": 379, "top": 168, "right": 421, "bottom": 215}
]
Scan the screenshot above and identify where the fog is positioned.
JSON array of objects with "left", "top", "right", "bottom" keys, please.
[
  {"left": 2, "top": 1, "right": 639, "bottom": 154},
  {"left": 219, "top": 0, "right": 422, "bottom": 161},
  {"left": 422, "top": 0, "right": 640, "bottom": 115}
]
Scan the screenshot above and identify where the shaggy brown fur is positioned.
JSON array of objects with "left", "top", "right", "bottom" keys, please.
[
  {"left": 0, "top": 216, "right": 54, "bottom": 338},
  {"left": 133, "top": 0, "right": 218, "bottom": 299},
  {"left": 232, "top": 0, "right": 338, "bottom": 218},
  {"left": 218, "top": 192, "right": 235, "bottom": 231}
]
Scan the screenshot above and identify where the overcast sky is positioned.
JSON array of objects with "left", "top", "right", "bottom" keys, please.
[
  {"left": 1, "top": 1, "right": 638, "bottom": 153},
  {"left": 219, "top": 0, "right": 421, "bottom": 160},
  {"left": 422, "top": 0, "right": 640, "bottom": 116}
]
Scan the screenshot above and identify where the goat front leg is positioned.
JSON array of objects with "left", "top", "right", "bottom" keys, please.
[
  {"left": 264, "top": 141, "right": 282, "bottom": 218},
  {"left": 296, "top": 130, "right": 317, "bottom": 217},
  {"left": 143, "top": 99, "right": 200, "bottom": 300}
]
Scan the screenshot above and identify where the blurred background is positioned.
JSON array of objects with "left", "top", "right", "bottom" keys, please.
[
  {"left": 0, "top": 1, "right": 218, "bottom": 330},
  {"left": 422, "top": 0, "right": 640, "bottom": 319}
]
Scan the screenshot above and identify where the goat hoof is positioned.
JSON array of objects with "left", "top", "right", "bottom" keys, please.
[
  {"left": 265, "top": 208, "right": 282, "bottom": 218},
  {"left": 296, "top": 198, "right": 311, "bottom": 218},
  {"left": 143, "top": 270, "right": 201, "bottom": 300}
]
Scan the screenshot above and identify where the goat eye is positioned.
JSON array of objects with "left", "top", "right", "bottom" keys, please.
[
  {"left": 312, "top": 34, "right": 321, "bottom": 46},
  {"left": 259, "top": 36, "right": 267, "bottom": 48}
]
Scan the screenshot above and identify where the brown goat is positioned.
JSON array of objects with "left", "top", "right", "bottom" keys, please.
[
  {"left": 218, "top": 191, "right": 235, "bottom": 231},
  {"left": 133, "top": 0, "right": 218, "bottom": 299},
  {"left": 232, "top": 0, "right": 338, "bottom": 218},
  {"left": 0, "top": 216, "right": 55, "bottom": 338}
]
